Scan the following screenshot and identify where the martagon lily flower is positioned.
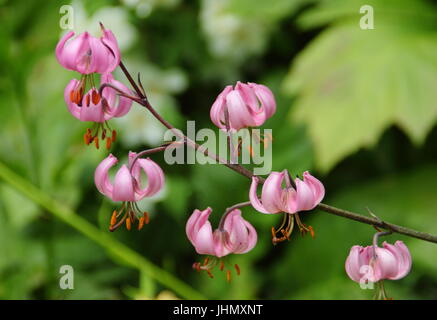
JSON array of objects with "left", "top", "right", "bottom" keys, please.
[
  {"left": 56, "top": 24, "right": 120, "bottom": 75},
  {"left": 94, "top": 152, "right": 165, "bottom": 231},
  {"left": 345, "top": 241, "right": 412, "bottom": 283},
  {"left": 249, "top": 170, "right": 324, "bottom": 242},
  {"left": 186, "top": 207, "right": 257, "bottom": 281},
  {"left": 64, "top": 73, "right": 133, "bottom": 149},
  {"left": 210, "top": 81, "right": 276, "bottom": 131},
  {"left": 345, "top": 239, "right": 412, "bottom": 299}
]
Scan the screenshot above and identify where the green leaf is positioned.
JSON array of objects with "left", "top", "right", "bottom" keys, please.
[{"left": 283, "top": 0, "right": 437, "bottom": 172}]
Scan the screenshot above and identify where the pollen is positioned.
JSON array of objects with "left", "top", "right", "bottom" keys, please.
[
  {"left": 234, "top": 264, "right": 240, "bottom": 276},
  {"left": 94, "top": 137, "right": 99, "bottom": 149},
  {"left": 111, "top": 129, "right": 117, "bottom": 142},
  {"left": 138, "top": 217, "right": 145, "bottom": 230},
  {"left": 126, "top": 217, "right": 131, "bottom": 230},
  {"left": 106, "top": 137, "right": 112, "bottom": 150}
]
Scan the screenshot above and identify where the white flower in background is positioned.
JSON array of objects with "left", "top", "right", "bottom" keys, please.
[
  {"left": 121, "top": 0, "right": 181, "bottom": 18},
  {"left": 200, "top": 0, "right": 269, "bottom": 62},
  {"left": 114, "top": 60, "right": 187, "bottom": 147},
  {"left": 67, "top": 0, "right": 136, "bottom": 50}
]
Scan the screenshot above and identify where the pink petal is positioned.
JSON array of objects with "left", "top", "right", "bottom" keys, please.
[
  {"left": 345, "top": 245, "right": 365, "bottom": 283},
  {"left": 133, "top": 158, "right": 165, "bottom": 201},
  {"left": 249, "top": 176, "right": 271, "bottom": 214},
  {"left": 94, "top": 154, "right": 117, "bottom": 198},
  {"left": 226, "top": 89, "right": 257, "bottom": 130},
  {"left": 383, "top": 241, "right": 412, "bottom": 280},
  {"left": 210, "top": 86, "right": 233, "bottom": 130},
  {"left": 249, "top": 83, "right": 276, "bottom": 119},
  {"left": 260, "top": 172, "right": 286, "bottom": 213},
  {"left": 100, "top": 28, "right": 121, "bottom": 73},
  {"left": 112, "top": 165, "right": 135, "bottom": 202},
  {"left": 303, "top": 171, "right": 325, "bottom": 205},
  {"left": 295, "top": 177, "right": 316, "bottom": 211},
  {"left": 63, "top": 79, "right": 81, "bottom": 120}
]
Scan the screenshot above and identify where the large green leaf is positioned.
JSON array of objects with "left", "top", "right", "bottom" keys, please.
[{"left": 283, "top": 0, "right": 437, "bottom": 172}]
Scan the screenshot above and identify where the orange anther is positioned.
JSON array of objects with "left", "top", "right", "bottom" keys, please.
[
  {"left": 101, "top": 129, "right": 106, "bottom": 140},
  {"left": 226, "top": 270, "right": 231, "bottom": 283},
  {"left": 70, "top": 90, "right": 75, "bottom": 103},
  {"left": 126, "top": 217, "right": 131, "bottom": 230},
  {"left": 85, "top": 94, "right": 90, "bottom": 107},
  {"left": 144, "top": 212, "right": 150, "bottom": 224},
  {"left": 138, "top": 217, "right": 145, "bottom": 230},
  {"left": 219, "top": 261, "right": 225, "bottom": 271},
  {"left": 234, "top": 264, "right": 240, "bottom": 276},
  {"left": 91, "top": 90, "right": 101, "bottom": 104},
  {"left": 203, "top": 257, "right": 210, "bottom": 266},
  {"left": 207, "top": 270, "right": 214, "bottom": 279},
  {"left": 84, "top": 132, "right": 90, "bottom": 145},
  {"left": 106, "top": 137, "right": 111, "bottom": 150},
  {"left": 111, "top": 130, "right": 117, "bottom": 142},
  {"left": 308, "top": 225, "right": 315, "bottom": 239},
  {"left": 94, "top": 137, "right": 99, "bottom": 149},
  {"left": 110, "top": 210, "right": 117, "bottom": 226}
]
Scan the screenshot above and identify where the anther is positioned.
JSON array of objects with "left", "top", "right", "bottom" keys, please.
[
  {"left": 234, "top": 264, "right": 240, "bottom": 276},
  {"left": 126, "top": 217, "right": 131, "bottom": 230},
  {"left": 143, "top": 212, "right": 150, "bottom": 224},
  {"left": 91, "top": 90, "right": 101, "bottom": 104},
  {"left": 207, "top": 270, "right": 214, "bottom": 279},
  {"left": 101, "top": 129, "right": 106, "bottom": 140},
  {"left": 220, "top": 261, "right": 225, "bottom": 271},
  {"left": 84, "top": 132, "right": 90, "bottom": 145},
  {"left": 203, "top": 257, "right": 210, "bottom": 266},
  {"left": 94, "top": 137, "right": 99, "bottom": 149},
  {"left": 85, "top": 94, "right": 90, "bottom": 107},
  {"left": 111, "top": 130, "right": 117, "bottom": 142},
  {"left": 110, "top": 210, "right": 117, "bottom": 226},
  {"left": 226, "top": 270, "right": 231, "bottom": 283},
  {"left": 106, "top": 137, "right": 112, "bottom": 150},
  {"left": 138, "top": 217, "right": 145, "bottom": 230}
]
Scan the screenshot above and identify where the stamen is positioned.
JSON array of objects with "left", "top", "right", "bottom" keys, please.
[
  {"left": 110, "top": 210, "right": 117, "bottom": 226},
  {"left": 94, "top": 137, "right": 99, "bottom": 149},
  {"left": 207, "top": 269, "right": 214, "bottom": 279},
  {"left": 111, "top": 130, "right": 117, "bottom": 142},
  {"left": 85, "top": 94, "right": 90, "bottom": 107},
  {"left": 143, "top": 212, "right": 150, "bottom": 224},
  {"left": 226, "top": 270, "right": 231, "bottom": 283},
  {"left": 91, "top": 90, "right": 101, "bottom": 104},
  {"left": 234, "top": 264, "right": 240, "bottom": 276},
  {"left": 106, "top": 137, "right": 112, "bottom": 150},
  {"left": 70, "top": 90, "right": 75, "bottom": 103},
  {"left": 83, "top": 132, "right": 90, "bottom": 145},
  {"left": 126, "top": 216, "right": 131, "bottom": 230},
  {"left": 138, "top": 217, "right": 145, "bottom": 230},
  {"left": 220, "top": 261, "right": 225, "bottom": 271},
  {"left": 101, "top": 129, "right": 107, "bottom": 140}
]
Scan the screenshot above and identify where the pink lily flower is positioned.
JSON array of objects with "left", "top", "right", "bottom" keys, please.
[
  {"left": 56, "top": 26, "right": 120, "bottom": 75},
  {"left": 210, "top": 81, "right": 276, "bottom": 131},
  {"left": 94, "top": 152, "right": 165, "bottom": 231},
  {"left": 186, "top": 207, "right": 257, "bottom": 258},
  {"left": 64, "top": 73, "right": 132, "bottom": 123},
  {"left": 64, "top": 73, "right": 132, "bottom": 149},
  {"left": 345, "top": 241, "right": 412, "bottom": 283},
  {"left": 249, "top": 171, "right": 325, "bottom": 214}
]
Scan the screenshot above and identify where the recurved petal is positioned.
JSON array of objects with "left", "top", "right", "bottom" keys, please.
[
  {"left": 133, "top": 158, "right": 165, "bottom": 201},
  {"left": 56, "top": 31, "right": 76, "bottom": 70},
  {"left": 94, "top": 154, "right": 118, "bottom": 198},
  {"left": 210, "top": 85, "right": 232, "bottom": 130},
  {"left": 101, "top": 28, "right": 121, "bottom": 73},
  {"left": 345, "top": 245, "right": 365, "bottom": 283},
  {"left": 63, "top": 79, "right": 81, "bottom": 120},
  {"left": 295, "top": 177, "right": 317, "bottom": 211},
  {"left": 383, "top": 241, "right": 412, "bottom": 280},
  {"left": 303, "top": 171, "right": 325, "bottom": 205},
  {"left": 260, "top": 172, "right": 285, "bottom": 213},
  {"left": 249, "top": 177, "right": 271, "bottom": 214}
]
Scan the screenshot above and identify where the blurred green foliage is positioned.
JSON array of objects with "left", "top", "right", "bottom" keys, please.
[{"left": 0, "top": 0, "right": 436, "bottom": 299}]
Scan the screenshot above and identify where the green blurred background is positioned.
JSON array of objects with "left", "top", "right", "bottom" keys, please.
[{"left": 0, "top": 0, "right": 436, "bottom": 299}]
